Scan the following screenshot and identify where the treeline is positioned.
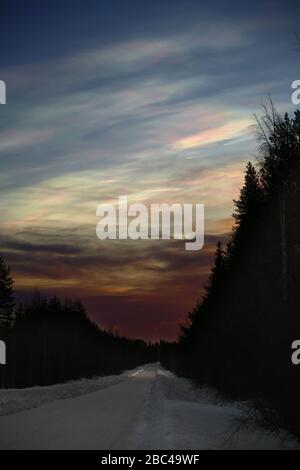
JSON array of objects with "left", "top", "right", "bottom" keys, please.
[
  {"left": 161, "top": 105, "right": 300, "bottom": 437},
  {"left": 0, "top": 277, "right": 156, "bottom": 388}
]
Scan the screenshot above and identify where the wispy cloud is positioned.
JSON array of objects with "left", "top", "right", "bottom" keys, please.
[
  {"left": 0, "top": 8, "right": 298, "bottom": 338},
  {"left": 173, "top": 118, "right": 252, "bottom": 149}
]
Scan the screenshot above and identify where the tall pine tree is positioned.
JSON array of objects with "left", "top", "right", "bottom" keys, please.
[
  {"left": 0, "top": 257, "right": 14, "bottom": 328},
  {"left": 233, "top": 162, "right": 263, "bottom": 226}
]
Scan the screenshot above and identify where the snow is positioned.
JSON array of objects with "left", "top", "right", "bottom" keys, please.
[
  {"left": 0, "top": 364, "right": 298, "bottom": 449},
  {"left": 0, "top": 372, "right": 126, "bottom": 416}
]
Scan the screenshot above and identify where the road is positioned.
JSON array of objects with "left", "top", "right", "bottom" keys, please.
[
  {"left": 0, "top": 367, "right": 154, "bottom": 450},
  {"left": 0, "top": 364, "right": 298, "bottom": 450}
]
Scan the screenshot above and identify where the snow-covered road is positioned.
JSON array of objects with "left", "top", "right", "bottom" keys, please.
[{"left": 0, "top": 364, "right": 298, "bottom": 450}]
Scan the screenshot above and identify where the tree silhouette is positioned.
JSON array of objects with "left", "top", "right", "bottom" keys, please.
[
  {"left": 0, "top": 257, "right": 157, "bottom": 388},
  {"left": 161, "top": 106, "right": 300, "bottom": 438},
  {"left": 0, "top": 256, "right": 14, "bottom": 328},
  {"left": 233, "top": 162, "right": 263, "bottom": 225}
]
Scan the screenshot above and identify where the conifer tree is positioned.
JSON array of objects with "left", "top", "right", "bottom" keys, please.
[
  {"left": 0, "top": 257, "right": 14, "bottom": 328},
  {"left": 233, "top": 162, "right": 263, "bottom": 225},
  {"left": 205, "top": 241, "right": 226, "bottom": 295}
]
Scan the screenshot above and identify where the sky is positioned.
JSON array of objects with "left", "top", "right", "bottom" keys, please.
[{"left": 0, "top": 0, "right": 300, "bottom": 340}]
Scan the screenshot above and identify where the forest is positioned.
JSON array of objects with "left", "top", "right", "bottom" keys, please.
[
  {"left": 0, "top": 286, "right": 156, "bottom": 388},
  {"left": 161, "top": 103, "right": 300, "bottom": 438}
]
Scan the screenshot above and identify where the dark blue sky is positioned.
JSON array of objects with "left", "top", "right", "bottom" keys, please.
[{"left": 1, "top": 1, "right": 299, "bottom": 66}]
